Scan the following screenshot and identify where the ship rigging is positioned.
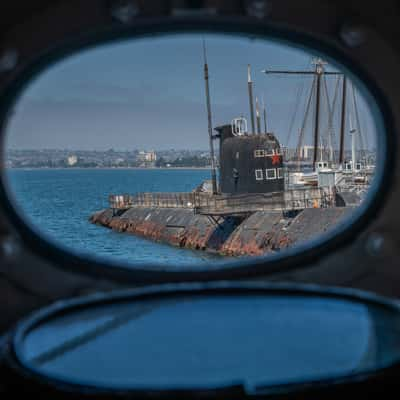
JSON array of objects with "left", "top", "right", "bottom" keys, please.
[{"left": 261, "top": 58, "right": 374, "bottom": 192}]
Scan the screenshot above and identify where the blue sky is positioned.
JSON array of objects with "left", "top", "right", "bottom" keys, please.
[{"left": 6, "top": 33, "right": 377, "bottom": 151}]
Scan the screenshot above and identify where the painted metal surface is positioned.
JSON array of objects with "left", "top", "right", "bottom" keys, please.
[{"left": 218, "top": 133, "right": 284, "bottom": 194}]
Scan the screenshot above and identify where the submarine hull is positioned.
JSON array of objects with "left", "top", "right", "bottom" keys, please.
[{"left": 90, "top": 206, "right": 352, "bottom": 257}]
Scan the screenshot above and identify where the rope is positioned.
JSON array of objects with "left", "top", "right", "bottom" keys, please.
[
  {"left": 351, "top": 84, "right": 368, "bottom": 159},
  {"left": 284, "top": 78, "right": 306, "bottom": 148},
  {"left": 322, "top": 75, "right": 340, "bottom": 162},
  {"left": 284, "top": 57, "right": 314, "bottom": 149},
  {"left": 296, "top": 74, "right": 316, "bottom": 170}
]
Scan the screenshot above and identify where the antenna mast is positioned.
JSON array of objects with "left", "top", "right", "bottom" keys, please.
[
  {"left": 262, "top": 95, "right": 268, "bottom": 133},
  {"left": 339, "top": 76, "right": 347, "bottom": 166},
  {"left": 202, "top": 39, "right": 218, "bottom": 194},
  {"left": 312, "top": 58, "right": 325, "bottom": 171},
  {"left": 349, "top": 98, "right": 357, "bottom": 172},
  {"left": 247, "top": 65, "right": 256, "bottom": 134},
  {"left": 255, "top": 96, "right": 261, "bottom": 134}
]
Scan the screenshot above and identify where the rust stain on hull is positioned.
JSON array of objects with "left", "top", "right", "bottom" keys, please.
[
  {"left": 90, "top": 208, "right": 234, "bottom": 253},
  {"left": 220, "top": 212, "right": 289, "bottom": 256},
  {"left": 89, "top": 206, "right": 352, "bottom": 257}
]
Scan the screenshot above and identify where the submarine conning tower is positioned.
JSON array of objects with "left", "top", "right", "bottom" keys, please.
[{"left": 215, "top": 122, "right": 285, "bottom": 194}]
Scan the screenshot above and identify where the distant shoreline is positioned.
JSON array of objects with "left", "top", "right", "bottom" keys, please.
[{"left": 5, "top": 167, "right": 213, "bottom": 171}]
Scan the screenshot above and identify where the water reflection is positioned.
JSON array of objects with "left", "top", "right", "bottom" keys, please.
[{"left": 18, "top": 291, "right": 400, "bottom": 390}]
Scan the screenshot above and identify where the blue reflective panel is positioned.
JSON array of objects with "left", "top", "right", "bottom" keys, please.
[{"left": 18, "top": 293, "right": 400, "bottom": 391}]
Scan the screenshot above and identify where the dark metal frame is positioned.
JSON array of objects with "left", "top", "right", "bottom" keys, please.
[
  {"left": 3, "top": 282, "right": 400, "bottom": 399},
  {"left": 0, "top": 1, "right": 395, "bottom": 285}
]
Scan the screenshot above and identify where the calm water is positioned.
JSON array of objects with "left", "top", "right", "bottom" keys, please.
[{"left": 6, "top": 169, "right": 225, "bottom": 269}]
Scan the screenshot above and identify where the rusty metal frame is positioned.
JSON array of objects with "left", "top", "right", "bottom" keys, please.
[{"left": 0, "top": 0, "right": 397, "bottom": 287}]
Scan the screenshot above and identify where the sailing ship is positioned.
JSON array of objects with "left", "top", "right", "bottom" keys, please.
[{"left": 259, "top": 58, "right": 374, "bottom": 193}]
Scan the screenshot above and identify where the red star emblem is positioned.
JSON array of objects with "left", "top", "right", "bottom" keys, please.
[{"left": 271, "top": 154, "right": 281, "bottom": 165}]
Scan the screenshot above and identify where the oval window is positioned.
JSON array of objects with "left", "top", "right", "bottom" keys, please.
[
  {"left": 2, "top": 32, "right": 384, "bottom": 271},
  {"left": 9, "top": 283, "right": 400, "bottom": 397}
]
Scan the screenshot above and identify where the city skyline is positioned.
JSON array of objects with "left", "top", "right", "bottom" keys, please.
[{"left": 6, "top": 146, "right": 376, "bottom": 169}]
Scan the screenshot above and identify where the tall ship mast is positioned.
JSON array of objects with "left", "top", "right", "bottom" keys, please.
[{"left": 262, "top": 58, "right": 374, "bottom": 190}]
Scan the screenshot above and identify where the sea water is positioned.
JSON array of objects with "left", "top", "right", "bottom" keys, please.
[{"left": 6, "top": 169, "right": 224, "bottom": 269}]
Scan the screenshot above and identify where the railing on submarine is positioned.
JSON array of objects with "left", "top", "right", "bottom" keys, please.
[{"left": 109, "top": 187, "right": 336, "bottom": 215}]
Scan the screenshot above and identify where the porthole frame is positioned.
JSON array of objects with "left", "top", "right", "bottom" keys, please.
[
  {"left": 0, "top": 1, "right": 395, "bottom": 285},
  {"left": 3, "top": 282, "right": 400, "bottom": 400}
]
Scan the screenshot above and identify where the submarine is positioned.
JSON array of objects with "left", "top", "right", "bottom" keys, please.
[{"left": 90, "top": 57, "right": 362, "bottom": 257}]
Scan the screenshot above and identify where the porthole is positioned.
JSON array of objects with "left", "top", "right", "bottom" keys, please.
[
  {"left": 3, "top": 282, "right": 400, "bottom": 399},
  {"left": 0, "top": 9, "right": 392, "bottom": 281},
  {"left": 255, "top": 169, "right": 264, "bottom": 180},
  {"left": 254, "top": 149, "right": 265, "bottom": 157},
  {"left": 266, "top": 169, "right": 277, "bottom": 180},
  {"left": 0, "top": 2, "right": 398, "bottom": 398}
]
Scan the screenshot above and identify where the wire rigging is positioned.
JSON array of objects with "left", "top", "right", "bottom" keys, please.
[
  {"left": 284, "top": 77, "right": 306, "bottom": 147},
  {"left": 351, "top": 83, "right": 368, "bottom": 160},
  {"left": 296, "top": 74, "right": 317, "bottom": 170},
  {"left": 284, "top": 57, "right": 314, "bottom": 149},
  {"left": 322, "top": 75, "right": 340, "bottom": 162}
]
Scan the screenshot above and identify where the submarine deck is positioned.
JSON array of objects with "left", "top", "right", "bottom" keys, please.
[{"left": 108, "top": 187, "right": 336, "bottom": 217}]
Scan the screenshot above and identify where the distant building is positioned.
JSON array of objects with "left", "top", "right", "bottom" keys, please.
[
  {"left": 67, "top": 155, "right": 78, "bottom": 166},
  {"left": 113, "top": 157, "right": 125, "bottom": 165},
  {"left": 137, "top": 150, "right": 157, "bottom": 163}
]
